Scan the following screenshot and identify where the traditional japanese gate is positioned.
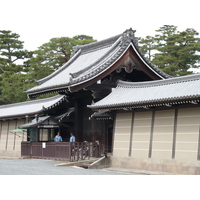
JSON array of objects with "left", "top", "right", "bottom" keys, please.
[{"left": 21, "top": 142, "right": 104, "bottom": 161}]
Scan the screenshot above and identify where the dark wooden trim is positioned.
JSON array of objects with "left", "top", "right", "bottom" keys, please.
[
  {"left": 22, "top": 119, "right": 26, "bottom": 141},
  {"left": 172, "top": 109, "right": 178, "bottom": 159},
  {"left": 148, "top": 111, "right": 155, "bottom": 158},
  {"left": 74, "top": 99, "right": 83, "bottom": 142},
  {"left": 129, "top": 111, "right": 135, "bottom": 157}
]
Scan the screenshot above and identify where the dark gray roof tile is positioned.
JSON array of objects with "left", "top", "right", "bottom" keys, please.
[{"left": 89, "top": 74, "right": 200, "bottom": 110}]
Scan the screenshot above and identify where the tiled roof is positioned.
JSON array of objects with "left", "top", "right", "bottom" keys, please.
[
  {"left": 89, "top": 74, "right": 200, "bottom": 110},
  {"left": 19, "top": 116, "right": 50, "bottom": 128},
  {"left": 89, "top": 110, "right": 112, "bottom": 120},
  {"left": 0, "top": 95, "right": 66, "bottom": 120},
  {"left": 26, "top": 29, "right": 170, "bottom": 98},
  {"left": 19, "top": 116, "right": 59, "bottom": 128}
]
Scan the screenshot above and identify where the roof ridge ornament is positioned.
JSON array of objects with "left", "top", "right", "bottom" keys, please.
[
  {"left": 120, "top": 28, "right": 138, "bottom": 47},
  {"left": 123, "top": 28, "right": 136, "bottom": 39}
]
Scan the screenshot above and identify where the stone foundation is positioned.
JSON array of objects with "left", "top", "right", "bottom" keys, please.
[
  {"left": 0, "top": 150, "right": 21, "bottom": 158},
  {"left": 111, "top": 156, "right": 200, "bottom": 175}
]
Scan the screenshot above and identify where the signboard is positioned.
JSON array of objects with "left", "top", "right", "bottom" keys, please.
[{"left": 42, "top": 142, "right": 46, "bottom": 148}]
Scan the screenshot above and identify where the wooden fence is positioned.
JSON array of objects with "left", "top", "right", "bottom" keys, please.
[{"left": 21, "top": 141, "right": 104, "bottom": 161}]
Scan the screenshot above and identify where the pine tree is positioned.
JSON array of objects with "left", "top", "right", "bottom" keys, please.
[
  {"left": 139, "top": 36, "right": 156, "bottom": 61},
  {"left": 29, "top": 35, "right": 96, "bottom": 81},
  {"left": 139, "top": 25, "right": 200, "bottom": 76},
  {"left": 0, "top": 30, "right": 32, "bottom": 104}
]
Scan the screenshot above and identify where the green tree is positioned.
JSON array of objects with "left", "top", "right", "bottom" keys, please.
[
  {"left": 29, "top": 35, "right": 96, "bottom": 81},
  {"left": 154, "top": 25, "right": 178, "bottom": 43},
  {"left": 138, "top": 36, "right": 156, "bottom": 61},
  {"left": 0, "top": 72, "right": 31, "bottom": 104},
  {"left": 139, "top": 25, "right": 200, "bottom": 76},
  {"left": 0, "top": 30, "right": 32, "bottom": 104},
  {"left": 0, "top": 30, "right": 32, "bottom": 72},
  {"left": 151, "top": 25, "right": 180, "bottom": 75},
  {"left": 153, "top": 26, "right": 200, "bottom": 76},
  {"left": 173, "top": 28, "right": 200, "bottom": 75}
]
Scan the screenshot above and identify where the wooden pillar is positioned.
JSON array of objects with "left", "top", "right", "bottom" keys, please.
[{"left": 74, "top": 99, "right": 83, "bottom": 142}]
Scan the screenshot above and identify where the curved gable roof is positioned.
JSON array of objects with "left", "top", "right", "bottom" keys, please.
[{"left": 26, "top": 29, "right": 171, "bottom": 98}]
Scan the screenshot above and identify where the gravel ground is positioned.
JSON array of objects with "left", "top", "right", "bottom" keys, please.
[{"left": 0, "top": 158, "right": 138, "bottom": 175}]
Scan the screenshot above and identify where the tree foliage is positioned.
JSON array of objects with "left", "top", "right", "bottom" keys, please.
[
  {"left": 0, "top": 31, "right": 29, "bottom": 65},
  {"left": 0, "top": 31, "right": 96, "bottom": 104},
  {"left": 138, "top": 36, "right": 155, "bottom": 61},
  {"left": 29, "top": 35, "right": 96, "bottom": 81},
  {"left": 0, "top": 30, "right": 33, "bottom": 104},
  {"left": 139, "top": 25, "right": 200, "bottom": 76}
]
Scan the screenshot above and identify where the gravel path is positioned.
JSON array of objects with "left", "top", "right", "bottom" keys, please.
[{"left": 0, "top": 158, "right": 138, "bottom": 175}]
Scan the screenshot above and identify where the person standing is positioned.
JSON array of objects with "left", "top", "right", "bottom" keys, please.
[
  {"left": 69, "top": 133, "right": 75, "bottom": 142},
  {"left": 54, "top": 132, "right": 63, "bottom": 142}
]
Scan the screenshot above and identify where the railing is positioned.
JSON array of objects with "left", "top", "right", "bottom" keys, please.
[{"left": 21, "top": 141, "right": 104, "bottom": 161}]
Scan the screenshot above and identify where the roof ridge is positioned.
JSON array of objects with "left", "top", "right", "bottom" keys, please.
[
  {"left": 76, "top": 33, "right": 122, "bottom": 54},
  {"left": 118, "top": 73, "right": 200, "bottom": 88}
]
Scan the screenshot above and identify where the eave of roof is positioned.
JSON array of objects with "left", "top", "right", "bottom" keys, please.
[
  {"left": 25, "top": 28, "right": 171, "bottom": 98},
  {"left": 89, "top": 110, "right": 112, "bottom": 120},
  {"left": 0, "top": 95, "right": 67, "bottom": 120},
  {"left": 88, "top": 73, "right": 200, "bottom": 110},
  {"left": 19, "top": 116, "right": 50, "bottom": 128},
  {"left": 19, "top": 116, "right": 59, "bottom": 129}
]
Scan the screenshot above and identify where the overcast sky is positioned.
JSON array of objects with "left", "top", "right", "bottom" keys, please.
[{"left": 1, "top": 0, "right": 200, "bottom": 51}]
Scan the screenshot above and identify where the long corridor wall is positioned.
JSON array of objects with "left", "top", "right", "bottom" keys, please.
[
  {"left": 112, "top": 107, "right": 200, "bottom": 174},
  {"left": 0, "top": 119, "right": 27, "bottom": 157}
]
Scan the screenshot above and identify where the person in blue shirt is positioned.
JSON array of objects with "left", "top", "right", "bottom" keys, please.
[
  {"left": 54, "top": 132, "right": 63, "bottom": 142},
  {"left": 69, "top": 133, "right": 75, "bottom": 142}
]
